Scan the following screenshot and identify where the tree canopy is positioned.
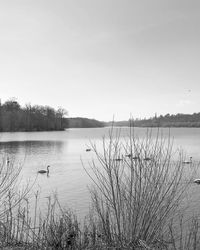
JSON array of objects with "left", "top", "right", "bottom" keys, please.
[{"left": 0, "top": 98, "right": 68, "bottom": 132}]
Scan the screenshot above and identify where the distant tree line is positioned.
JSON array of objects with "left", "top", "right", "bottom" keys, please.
[
  {"left": 0, "top": 98, "right": 68, "bottom": 132},
  {"left": 133, "top": 113, "right": 200, "bottom": 127},
  {"left": 107, "top": 113, "right": 200, "bottom": 127},
  {"left": 2, "top": 98, "right": 199, "bottom": 131}
]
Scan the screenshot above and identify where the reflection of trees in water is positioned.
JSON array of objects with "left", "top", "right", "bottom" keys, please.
[{"left": 0, "top": 140, "right": 66, "bottom": 158}]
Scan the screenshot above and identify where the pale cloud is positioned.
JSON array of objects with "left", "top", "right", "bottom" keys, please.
[{"left": 177, "top": 99, "right": 193, "bottom": 107}]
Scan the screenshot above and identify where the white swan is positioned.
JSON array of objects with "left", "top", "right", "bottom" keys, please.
[
  {"left": 38, "top": 165, "right": 50, "bottom": 174},
  {"left": 183, "top": 157, "right": 192, "bottom": 164}
]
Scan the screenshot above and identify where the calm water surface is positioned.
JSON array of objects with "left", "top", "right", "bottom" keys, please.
[{"left": 0, "top": 127, "right": 200, "bottom": 218}]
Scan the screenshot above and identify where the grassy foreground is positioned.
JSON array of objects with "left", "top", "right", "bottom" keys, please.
[{"left": 1, "top": 128, "right": 200, "bottom": 249}]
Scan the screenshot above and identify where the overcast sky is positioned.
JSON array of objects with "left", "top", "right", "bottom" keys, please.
[{"left": 0, "top": 0, "right": 200, "bottom": 121}]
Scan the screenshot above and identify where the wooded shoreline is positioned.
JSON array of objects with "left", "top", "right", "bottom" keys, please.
[{"left": 1, "top": 98, "right": 200, "bottom": 131}]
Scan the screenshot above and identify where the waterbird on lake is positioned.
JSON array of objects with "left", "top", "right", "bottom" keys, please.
[
  {"left": 6, "top": 157, "right": 10, "bottom": 165},
  {"left": 38, "top": 165, "right": 50, "bottom": 174},
  {"left": 132, "top": 156, "right": 140, "bottom": 160},
  {"left": 143, "top": 157, "right": 151, "bottom": 161},
  {"left": 125, "top": 154, "right": 140, "bottom": 160},
  {"left": 194, "top": 179, "right": 200, "bottom": 184},
  {"left": 114, "top": 157, "right": 123, "bottom": 162},
  {"left": 183, "top": 157, "right": 192, "bottom": 164}
]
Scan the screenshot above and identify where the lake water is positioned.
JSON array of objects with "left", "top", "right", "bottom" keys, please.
[{"left": 0, "top": 127, "right": 200, "bottom": 219}]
